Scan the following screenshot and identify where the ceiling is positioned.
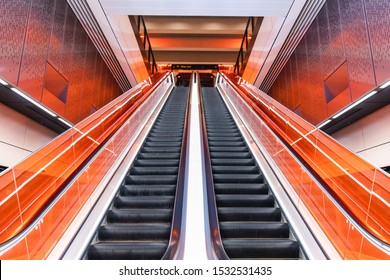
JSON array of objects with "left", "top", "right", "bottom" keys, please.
[
  {"left": 68, "top": 0, "right": 316, "bottom": 86},
  {"left": 143, "top": 16, "right": 248, "bottom": 65}
]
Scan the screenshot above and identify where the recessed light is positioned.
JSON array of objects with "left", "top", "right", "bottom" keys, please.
[
  {"left": 332, "top": 90, "right": 378, "bottom": 119},
  {"left": 380, "top": 80, "right": 390, "bottom": 89},
  {"left": 11, "top": 87, "right": 57, "bottom": 117},
  {"left": 58, "top": 117, "right": 73, "bottom": 127},
  {"left": 317, "top": 119, "right": 332, "bottom": 129},
  {"left": 0, "top": 78, "right": 8, "bottom": 85}
]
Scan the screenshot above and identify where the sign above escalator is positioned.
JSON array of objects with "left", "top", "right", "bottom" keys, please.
[{"left": 172, "top": 64, "right": 219, "bottom": 70}]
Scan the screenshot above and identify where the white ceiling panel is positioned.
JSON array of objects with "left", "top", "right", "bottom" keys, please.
[{"left": 99, "top": 0, "right": 294, "bottom": 17}]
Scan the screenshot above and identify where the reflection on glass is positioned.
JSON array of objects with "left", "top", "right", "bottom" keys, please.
[{"left": 220, "top": 72, "right": 390, "bottom": 259}]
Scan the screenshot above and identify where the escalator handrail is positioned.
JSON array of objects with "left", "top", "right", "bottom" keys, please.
[
  {"left": 0, "top": 72, "right": 170, "bottom": 248},
  {"left": 161, "top": 80, "right": 192, "bottom": 259},
  {"left": 198, "top": 80, "right": 230, "bottom": 260},
  {"left": 220, "top": 72, "right": 390, "bottom": 251}
]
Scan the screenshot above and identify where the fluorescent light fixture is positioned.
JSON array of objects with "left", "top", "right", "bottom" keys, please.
[
  {"left": 380, "top": 80, "right": 390, "bottom": 89},
  {"left": 58, "top": 117, "right": 73, "bottom": 127},
  {"left": 0, "top": 78, "right": 8, "bottom": 85},
  {"left": 11, "top": 87, "right": 57, "bottom": 117},
  {"left": 332, "top": 90, "right": 378, "bottom": 119},
  {"left": 317, "top": 119, "right": 332, "bottom": 129}
]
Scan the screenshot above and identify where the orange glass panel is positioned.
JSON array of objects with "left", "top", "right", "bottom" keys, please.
[
  {"left": 0, "top": 71, "right": 170, "bottom": 254},
  {"left": 0, "top": 237, "right": 29, "bottom": 260},
  {"left": 0, "top": 196, "right": 23, "bottom": 244},
  {"left": 221, "top": 72, "right": 390, "bottom": 259},
  {"left": 0, "top": 171, "right": 22, "bottom": 243},
  {"left": 360, "top": 237, "right": 390, "bottom": 260},
  {"left": 25, "top": 223, "right": 45, "bottom": 260},
  {"left": 344, "top": 225, "right": 363, "bottom": 260}
]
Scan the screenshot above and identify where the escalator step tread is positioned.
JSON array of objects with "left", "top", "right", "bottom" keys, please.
[
  {"left": 107, "top": 209, "right": 173, "bottom": 223},
  {"left": 120, "top": 184, "right": 176, "bottom": 196},
  {"left": 146, "top": 137, "right": 182, "bottom": 142},
  {"left": 209, "top": 141, "right": 244, "bottom": 147},
  {"left": 126, "top": 175, "right": 177, "bottom": 184},
  {"left": 88, "top": 242, "right": 168, "bottom": 260},
  {"left": 213, "top": 174, "right": 263, "bottom": 184},
  {"left": 114, "top": 195, "right": 174, "bottom": 209},
  {"left": 98, "top": 224, "right": 171, "bottom": 241},
  {"left": 143, "top": 142, "right": 181, "bottom": 147},
  {"left": 222, "top": 239, "right": 300, "bottom": 259},
  {"left": 210, "top": 152, "right": 252, "bottom": 159},
  {"left": 209, "top": 146, "right": 249, "bottom": 152},
  {"left": 134, "top": 159, "right": 179, "bottom": 167},
  {"left": 219, "top": 222, "right": 290, "bottom": 238},
  {"left": 141, "top": 146, "right": 181, "bottom": 153},
  {"left": 212, "top": 166, "right": 259, "bottom": 174},
  {"left": 218, "top": 207, "right": 281, "bottom": 221},
  {"left": 211, "top": 158, "right": 255, "bottom": 165},
  {"left": 137, "top": 153, "right": 180, "bottom": 159},
  {"left": 214, "top": 183, "right": 268, "bottom": 194},
  {"left": 130, "top": 166, "right": 178, "bottom": 175}
]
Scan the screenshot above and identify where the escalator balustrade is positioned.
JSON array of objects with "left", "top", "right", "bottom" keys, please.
[
  {"left": 87, "top": 87, "right": 189, "bottom": 260},
  {"left": 202, "top": 87, "right": 300, "bottom": 259}
]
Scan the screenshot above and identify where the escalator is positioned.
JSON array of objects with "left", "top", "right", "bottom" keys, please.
[
  {"left": 201, "top": 87, "right": 300, "bottom": 259},
  {"left": 87, "top": 87, "right": 189, "bottom": 260}
]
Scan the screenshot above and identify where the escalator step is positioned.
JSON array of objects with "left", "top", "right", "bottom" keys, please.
[
  {"left": 150, "top": 129, "right": 183, "bottom": 134},
  {"left": 222, "top": 239, "right": 300, "bottom": 259},
  {"left": 218, "top": 207, "right": 282, "bottom": 221},
  {"left": 208, "top": 136, "right": 242, "bottom": 142},
  {"left": 143, "top": 142, "right": 181, "bottom": 147},
  {"left": 107, "top": 209, "right": 173, "bottom": 223},
  {"left": 88, "top": 242, "right": 168, "bottom": 260},
  {"left": 137, "top": 153, "right": 180, "bottom": 159},
  {"left": 148, "top": 132, "right": 183, "bottom": 137},
  {"left": 214, "top": 183, "right": 268, "bottom": 194},
  {"left": 134, "top": 159, "right": 180, "bottom": 167},
  {"left": 220, "top": 222, "right": 290, "bottom": 238},
  {"left": 98, "top": 224, "right": 171, "bottom": 241},
  {"left": 211, "top": 158, "right": 255, "bottom": 166},
  {"left": 209, "top": 141, "right": 245, "bottom": 147},
  {"left": 207, "top": 132, "right": 241, "bottom": 137},
  {"left": 114, "top": 196, "right": 174, "bottom": 209},
  {"left": 120, "top": 184, "right": 176, "bottom": 196},
  {"left": 130, "top": 166, "right": 178, "bottom": 175},
  {"left": 209, "top": 146, "right": 249, "bottom": 152},
  {"left": 212, "top": 166, "right": 259, "bottom": 174},
  {"left": 210, "top": 152, "right": 252, "bottom": 159},
  {"left": 146, "top": 136, "right": 182, "bottom": 142},
  {"left": 215, "top": 194, "right": 274, "bottom": 207},
  {"left": 141, "top": 146, "right": 181, "bottom": 153},
  {"left": 207, "top": 128, "right": 239, "bottom": 133},
  {"left": 126, "top": 175, "right": 177, "bottom": 184},
  {"left": 213, "top": 174, "right": 263, "bottom": 184}
]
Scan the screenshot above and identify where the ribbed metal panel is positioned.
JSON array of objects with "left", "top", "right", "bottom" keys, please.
[
  {"left": 67, "top": 0, "right": 132, "bottom": 92},
  {"left": 259, "top": 0, "right": 326, "bottom": 93}
]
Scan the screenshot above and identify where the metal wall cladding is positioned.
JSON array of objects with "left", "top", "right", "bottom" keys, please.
[
  {"left": 0, "top": 0, "right": 121, "bottom": 124},
  {"left": 365, "top": 0, "right": 390, "bottom": 85},
  {"left": 269, "top": 0, "right": 390, "bottom": 125},
  {"left": 0, "top": 0, "right": 31, "bottom": 84}
]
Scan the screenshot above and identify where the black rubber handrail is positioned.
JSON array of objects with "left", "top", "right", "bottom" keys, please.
[
  {"left": 161, "top": 78, "right": 192, "bottom": 259},
  {"left": 198, "top": 76, "right": 230, "bottom": 260}
]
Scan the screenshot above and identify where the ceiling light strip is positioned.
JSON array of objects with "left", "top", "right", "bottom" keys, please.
[{"left": 11, "top": 88, "right": 57, "bottom": 117}]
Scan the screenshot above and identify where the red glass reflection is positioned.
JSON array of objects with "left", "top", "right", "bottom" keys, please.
[
  {"left": 0, "top": 72, "right": 170, "bottom": 250},
  {"left": 221, "top": 72, "right": 390, "bottom": 259}
]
